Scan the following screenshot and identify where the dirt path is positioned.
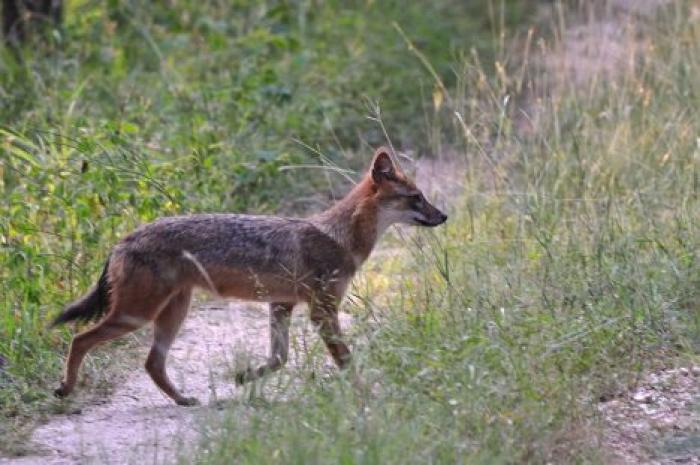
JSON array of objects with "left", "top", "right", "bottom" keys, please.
[
  {"left": 600, "top": 366, "right": 700, "bottom": 465},
  {"left": 1, "top": 302, "right": 350, "bottom": 465}
]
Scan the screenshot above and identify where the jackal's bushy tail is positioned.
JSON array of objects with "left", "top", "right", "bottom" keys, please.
[{"left": 51, "top": 257, "right": 112, "bottom": 327}]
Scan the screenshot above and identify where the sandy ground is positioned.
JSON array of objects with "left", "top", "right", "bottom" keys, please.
[
  {"left": 600, "top": 366, "right": 700, "bottom": 465},
  {"left": 1, "top": 302, "right": 351, "bottom": 465}
]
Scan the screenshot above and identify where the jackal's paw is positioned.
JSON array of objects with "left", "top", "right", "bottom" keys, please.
[
  {"left": 53, "top": 383, "right": 70, "bottom": 398},
  {"left": 176, "top": 396, "right": 200, "bottom": 407}
]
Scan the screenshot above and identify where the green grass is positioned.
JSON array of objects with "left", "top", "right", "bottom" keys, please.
[
  {"left": 0, "top": 0, "right": 531, "bottom": 451},
  {"left": 181, "top": 3, "right": 699, "bottom": 464}
]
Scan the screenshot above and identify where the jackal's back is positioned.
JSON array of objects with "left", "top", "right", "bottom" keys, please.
[{"left": 112, "top": 214, "right": 355, "bottom": 282}]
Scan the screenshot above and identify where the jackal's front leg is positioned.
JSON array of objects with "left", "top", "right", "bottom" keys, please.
[
  {"left": 235, "top": 302, "right": 293, "bottom": 385},
  {"left": 310, "top": 298, "right": 351, "bottom": 369}
]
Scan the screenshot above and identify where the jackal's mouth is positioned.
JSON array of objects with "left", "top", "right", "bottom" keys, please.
[
  {"left": 415, "top": 216, "right": 446, "bottom": 227},
  {"left": 415, "top": 218, "right": 434, "bottom": 226}
]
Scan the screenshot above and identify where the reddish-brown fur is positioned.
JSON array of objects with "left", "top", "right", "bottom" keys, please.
[{"left": 53, "top": 147, "right": 447, "bottom": 405}]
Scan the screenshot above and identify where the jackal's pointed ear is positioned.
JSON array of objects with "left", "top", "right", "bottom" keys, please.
[{"left": 371, "top": 147, "right": 398, "bottom": 183}]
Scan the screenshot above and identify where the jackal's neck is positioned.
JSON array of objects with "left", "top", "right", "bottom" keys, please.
[{"left": 311, "top": 177, "right": 382, "bottom": 266}]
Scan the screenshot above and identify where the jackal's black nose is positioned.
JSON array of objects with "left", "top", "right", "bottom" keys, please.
[{"left": 440, "top": 213, "right": 448, "bottom": 223}]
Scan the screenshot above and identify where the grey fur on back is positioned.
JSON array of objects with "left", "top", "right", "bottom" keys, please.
[{"left": 113, "top": 214, "right": 357, "bottom": 285}]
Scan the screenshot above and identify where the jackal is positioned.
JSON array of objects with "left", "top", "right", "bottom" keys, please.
[{"left": 52, "top": 147, "right": 447, "bottom": 405}]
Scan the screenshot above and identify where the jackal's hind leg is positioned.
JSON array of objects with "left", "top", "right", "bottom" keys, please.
[
  {"left": 54, "top": 302, "right": 158, "bottom": 397},
  {"left": 146, "top": 289, "right": 197, "bottom": 406},
  {"left": 235, "top": 302, "right": 294, "bottom": 385}
]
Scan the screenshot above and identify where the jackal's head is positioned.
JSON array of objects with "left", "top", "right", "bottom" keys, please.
[{"left": 369, "top": 147, "right": 448, "bottom": 228}]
